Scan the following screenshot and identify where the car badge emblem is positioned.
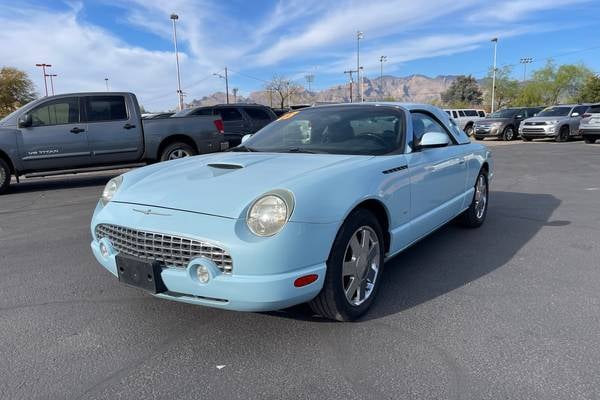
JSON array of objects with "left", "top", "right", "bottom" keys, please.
[{"left": 132, "top": 208, "right": 171, "bottom": 216}]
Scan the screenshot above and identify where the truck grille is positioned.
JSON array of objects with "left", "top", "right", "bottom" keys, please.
[
  {"left": 522, "top": 127, "right": 546, "bottom": 133},
  {"left": 95, "top": 224, "right": 233, "bottom": 273}
]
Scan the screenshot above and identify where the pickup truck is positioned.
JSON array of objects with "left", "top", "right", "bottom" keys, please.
[{"left": 0, "top": 92, "right": 228, "bottom": 193}]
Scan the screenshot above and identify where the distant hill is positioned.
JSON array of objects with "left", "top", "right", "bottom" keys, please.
[{"left": 186, "top": 74, "right": 460, "bottom": 108}]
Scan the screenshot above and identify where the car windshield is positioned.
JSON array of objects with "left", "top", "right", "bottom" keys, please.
[
  {"left": 489, "top": 109, "right": 518, "bottom": 118},
  {"left": 537, "top": 107, "right": 571, "bottom": 117},
  {"left": 239, "top": 106, "right": 404, "bottom": 155}
]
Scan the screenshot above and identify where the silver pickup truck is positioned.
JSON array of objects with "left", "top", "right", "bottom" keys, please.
[{"left": 0, "top": 92, "right": 228, "bottom": 193}]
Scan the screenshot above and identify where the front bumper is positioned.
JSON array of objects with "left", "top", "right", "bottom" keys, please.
[
  {"left": 474, "top": 125, "right": 501, "bottom": 137},
  {"left": 519, "top": 125, "right": 557, "bottom": 137},
  {"left": 91, "top": 201, "right": 337, "bottom": 312},
  {"left": 580, "top": 128, "right": 600, "bottom": 138}
]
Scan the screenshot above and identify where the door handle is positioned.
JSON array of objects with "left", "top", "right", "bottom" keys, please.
[
  {"left": 70, "top": 127, "right": 85, "bottom": 134},
  {"left": 123, "top": 123, "right": 136, "bottom": 129}
]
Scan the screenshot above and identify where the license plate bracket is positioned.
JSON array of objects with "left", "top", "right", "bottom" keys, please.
[{"left": 116, "top": 255, "right": 167, "bottom": 294}]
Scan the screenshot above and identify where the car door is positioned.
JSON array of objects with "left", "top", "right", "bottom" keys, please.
[
  {"left": 17, "top": 96, "right": 91, "bottom": 171},
  {"left": 571, "top": 106, "right": 589, "bottom": 132},
  {"left": 406, "top": 110, "right": 468, "bottom": 239},
  {"left": 84, "top": 95, "right": 143, "bottom": 164},
  {"left": 242, "top": 107, "right": 275, "bottom": 133}
]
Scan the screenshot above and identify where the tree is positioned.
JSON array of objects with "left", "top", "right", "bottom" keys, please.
[
  {"left": 577, "top": 75, "right": 600, "bottom": 103},
  {"left": 482, "top": 66, "right": 520, "bottom": 110},
  {"left": 441, "top": 75, "right": 483, "bottom": 106},
  {"left": 265, "top": 75, "right": 303, "bottom": 109},
  {"left": 0, "top": 67, "right": 37, "bottom": 118}
]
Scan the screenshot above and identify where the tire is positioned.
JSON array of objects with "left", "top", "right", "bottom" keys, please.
[
  {"left": 584, "top": 137, "right": 596, "bottom": 144},
  {"left": 459, "top": 169, "right": 489, "bottom": 228},
  {"left": 159, "top": 142, "right": 197, "bottom": 162},
  {"left": 502, "top": 126, "right": 515, "bottom": 141},
  {"left": 522, "top": 136, "right": 532, "bottom": 142},
  {"left": 556, "top": 126, "right": 569, "bottom": 142},
  {"left": 475, "top": 136, "right": 484, "bottom": 141},
  {"left": 0, "top": 158, "right": 11, "bottom": 194},
  {"left": 464, "top": 124, "right": 474, "bottom": 137},
  {"left": 309, "top": 209, "right": 385, "bottom": 322}
]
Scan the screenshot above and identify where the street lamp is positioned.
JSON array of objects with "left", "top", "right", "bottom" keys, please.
[
  {"left": 213, "top": 67, "right": 229, "bottom": 104},
  {"left": 490, "top": 37, "right": 498, "bottom": 113},
  {"left": 170, "top": 13, "right": 184, "bottom": 111},
  {"left": 305, "top": 74, "right": 314, "bottom": 92},
  {"left": 379, "top": 55, "right": 387, "bottom": 100},
  {"left": 519, "top": 57, "right": 533, "bottom": 81},
  {"left": 35, "top": 63, "right": 52, "bottom": 96},
  {"left": 343, "top": 69, "right": 356, "bottom": 103},
  {"left": 357, "top": 31, "right": 364, "bottom": 102},
  {"left": 47, "top": 74, "right": 57, "bottom": 96},
  {"left": 104, "top": 78, "right": 110, "bottom": 91}
]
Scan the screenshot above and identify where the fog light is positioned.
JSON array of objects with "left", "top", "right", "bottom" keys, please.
[
  {"left": 197, "top": 265, "right": 210, "bottom": 283},
  {"left": 99, "top": 242, "right": 110, "bottom": 258}
]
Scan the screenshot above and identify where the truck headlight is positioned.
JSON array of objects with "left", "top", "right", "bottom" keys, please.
[
  {"left": 247, "top": 191, "right": 294, "bottom": 237},
  {"left": 545, "top": 120, "right": 560, "bottom": 125},
  {"left": 101, "top": 176, "right": 123, "bottom": 205}
]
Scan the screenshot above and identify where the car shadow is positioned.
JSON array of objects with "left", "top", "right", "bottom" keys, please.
[{"left": 268, "top": 191, "right": 562, "bottom": 322}]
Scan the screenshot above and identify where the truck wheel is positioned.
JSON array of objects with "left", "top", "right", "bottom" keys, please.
[
  {"left": 309, "top": 209, "right": 385, "bottom": 322},
  {"left": 584, "top": 137, "right": 596, "bottom": 144},
  {"left": 0, "top": 158, "right": 11, "bottom": 194},
  {"left": 160, "top": 142, "right": 197, "bottom": 161},
  {"left": 556, "top": 126, "right": 569, "bottom": 142},
  {"left": 464, "top": 124, "right": 474, "bottom": 136},
  {"left": 502, "top": 126, "right": 515, "bottom": 141}
]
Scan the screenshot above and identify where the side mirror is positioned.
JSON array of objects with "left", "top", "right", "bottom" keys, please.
[
  {"left": 18, "top": 113, "right": 32, "bottom": 128},
  {"left": 571, "top": 112, "right": 580, "bottom": 117},
  {"left": 241, "top": 134, "right": 253, "bottom": 144},
  {"left": 418, "top": 132, "right": 450, "bottom": 149},
  {"left": 515, "top": 114, "right": 523, "bottom": 119}
]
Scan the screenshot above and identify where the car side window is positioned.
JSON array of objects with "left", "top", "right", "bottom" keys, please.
[
  {"left": 411, "top": 111, "right": 453, "bottom": 146},
  {"left": 244, "top": 108, "right": 271, "bottom": 121},
  {"left": 458, "top": 110, "right": 466, "bottom": 117},
  {"left": 573, "top": 106, "right": 588, "bottom": 116},
  {"left": 215, "top": 108, "right": 243, "bottom": 122},
  {"left": 29, "top": 97, "right": 80, "bottom": 127},
  {"left": 191, "top": 108, "right": 214, "bottom": 116},
  {"left": 85, "top": 96, "right": 128, "bottom": 122}
]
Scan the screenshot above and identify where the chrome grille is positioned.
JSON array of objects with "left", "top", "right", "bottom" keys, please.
[{"left": 95, "top": 224, "right": 233, "bottom": 273}]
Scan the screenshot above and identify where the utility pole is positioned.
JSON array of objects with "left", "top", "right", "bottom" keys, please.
[
  {"left": 519, "top": 57, "right": 533, "bottom": 81},
  {"left": 379, "top": 55, "right": 387, "bottom": 100},
  {"left": 491, "top": 37, "right": 498, "bottom": 113},
  {"left": 47, "top": 74, "right": 57, "bottom": 96},
  {"left": 356, "top": 31, "right": 364, "bottom": 102},
  {"left": 104, "top": 77, "right": 110, "bottom": 91},
  {"left": 170, "top": 13, "right": 184, "bottom": 111},
  {"left": 232, "top": 88, "right": 238, "bottom": 104},
  {"left": 35, "top": 63, "right": 52, "bottom": 96},
  {"left": 213, "top": 68, "right": 230, "bottom": 104},
  {"left": 343, "top": 69, "right": 356, "bottom": 103},
  {"left": 305, "top": 74, "right": 314, "bottom": 92}
]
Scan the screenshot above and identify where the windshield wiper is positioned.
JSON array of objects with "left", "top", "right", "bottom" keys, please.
[
  {"left": 284, "top": 147, "right": 319, "bottom": 154},
  {"left": 228, "top": 145, "right": 258, "bottom": 152}
]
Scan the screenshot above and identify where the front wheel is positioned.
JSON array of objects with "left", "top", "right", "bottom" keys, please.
[
  {"left": 159, "top": 142, "right": 197, "bottom": 162},
  {"left": 556, "top": 126, "right": 569, "bottom": 142},
  {"left": 465, "top": 125, "right": 474, "bottom": 137},
  {"left": 459, "top": 170, "right": 488, "bottom": 228},
  {"left": 502, "top": 126, "right": 515, "bottom": 141},
  {"left": 0, "top": 158, "right": 11, "bottom": 194},
  {"left": 584, "top": 137, "right": 596, "bottom": 144},
  {"left": 309, "top": 209, "right": 385, "bottom": 321}
]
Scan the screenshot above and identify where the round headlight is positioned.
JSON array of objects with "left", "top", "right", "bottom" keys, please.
[
  {"left": 247, "top": 194, "right": 291, "bottom": 237},
  {"left": 101, "top": 176, "right": 123, "bottom": 205}
]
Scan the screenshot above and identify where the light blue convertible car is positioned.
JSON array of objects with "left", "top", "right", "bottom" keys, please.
[{"left": 91, "top": 103, "right": 492, "bottom": 321}]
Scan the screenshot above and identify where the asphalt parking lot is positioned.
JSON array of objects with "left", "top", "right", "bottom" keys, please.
[{"left": 1, "top": 140, "right": 599, "bottom": 399}]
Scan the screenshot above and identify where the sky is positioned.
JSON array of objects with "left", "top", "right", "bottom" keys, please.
[{"left": 1, "top": 0, "right": 599, "bottom": 111}]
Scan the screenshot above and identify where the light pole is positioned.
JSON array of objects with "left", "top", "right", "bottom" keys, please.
[
  {"left": 47, "top": 74, "right": 57, "bottom": 96},
  {"left": 519, "top": 57, "right": 533, "bottom": 81},
  {"left": 379, "top": 55, "right": 387, "bottom": 100},
  {"left": 490, "top": 37, "right": 498, "bottom": 113},
  {"left": 170, "top": 13, "right": 184, "bottom": 111},
  {"left": 35, "top": 63, "right": 52, "bottom": 96},
  {"left": 104, "top": 78, "right": 110, "bottom": 91},
  {"left": 213, "top": 67, "right": 229, "bottom": 104},
  {"left": 305, "top": 74, "right": 314, "bottom": 92},
  {"left": 357, "top": 31, "right": 363, "bottom": 102},
  {"left": 343, "top": 70, "right": 356, "bottom": 103},
  {"left": 232, "top": 88, "right": 238, "bottom": 104}
]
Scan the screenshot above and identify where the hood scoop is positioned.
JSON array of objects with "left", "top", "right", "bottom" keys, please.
[{"left": 207, "top": 163, "right": 244, "bottom": 170}]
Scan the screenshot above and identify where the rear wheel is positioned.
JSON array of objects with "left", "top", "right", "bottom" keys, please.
[
  {"left": 0, "top": 158, "right": 11, "bottom": 194},
  {"left": 556, "top": 126, "right": 569, "bottom": 142},
  {"left": 584, "top": 137, "right": 596, "bottom": 144},
  {"left": 309, "top": 209, "right": 385, "bottom": 321},
  {"left": 502, "top": 126, "right": 515, "bottom": 141},
  {"left": 159, "top": 142, "right": 197, "bottom": 162},
  {"left": 459, "top": 170, "right": 488, "bottom": 228},
  {"left": 465, "top": 124, "right": 474, "bottom": 137}
]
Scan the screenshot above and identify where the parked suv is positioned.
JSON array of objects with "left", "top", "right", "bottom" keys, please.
[
  {"left": 519, "top": 104, "right": 590, "bottom": 142},
  {"left": 443, "top": 109, "right": 484, "bottom": 136},
  {"left": 474, "top": 107, "right": 543, "bottom": 141},
  {"left": 174, "top": 104, "right": 277, "bottom": 146},
  {"left": 579, "top": 103, "right": 600, "bottom": 144}
]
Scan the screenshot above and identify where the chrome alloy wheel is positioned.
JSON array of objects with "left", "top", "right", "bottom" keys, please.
[
  {"left": 342, "top": 226, "right": 381, "bottom": 306},
  {"left": 474, "top": 174, "right": 488, "bottom": 219},
  {"left": 168, "top": 149, "right": 192, "bottom": 160}
]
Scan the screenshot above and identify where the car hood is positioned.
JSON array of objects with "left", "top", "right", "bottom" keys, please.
[
  {"left": 524, "top": 116, "right": 568, "bottom": 123},
  {"left": 113, "top": 152, "right": 369, "bottom": 219}
]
